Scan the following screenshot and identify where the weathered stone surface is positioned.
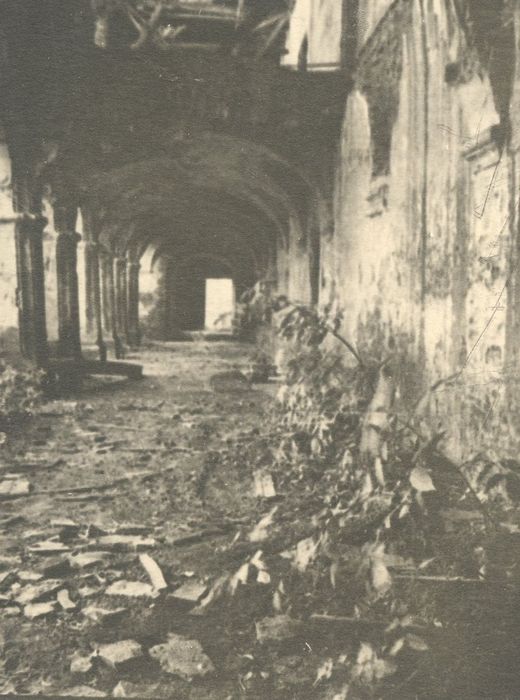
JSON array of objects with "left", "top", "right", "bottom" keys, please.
[
  {"left": 253, "top": 470, "right": 276, "bottom": 498},
  {"left": 149, "top": 634, "right": 215, "bottom": 679},
  {"left": 96, "top": 535, "right": 156, "bottom": 551},
  {"left": 24, "top": 601, "right": 56, "bottom": 619},
  {"left": 27, "top": 541, "right": 71, "bottom": 555},
  {"left": 255, "top": 615, "right": 304, "bottom": 643},
  {"left": 105, "top": 580, "right": 157, "bottom": 598},
  {"left": 69, "top": 552, "right": 108, "bottom": 569},
  {"left": 112, "top": 681, "right": 164, "bottom": 698},
  {"left": 170, "top": 581, "right": 207, "bottom": 604},
  {"left": 82, "top": 605, "right": 126, "bottom": 623},
  {"left": 0, "top": 570, "right": 17, "bottom": 591},
  {"left": 70, "top": 651, "right": 94, "bottom": 674},
  {"left": 0, "top": 556, "right": 21, "bottom": 569},
  {"left": 15, "top": 579, "right": 62, "bottom": 605},
  {"left": 17, "top": 570, "right": 43, "bottom": 583},
  {"left": 209, "top": 370, "right": 250, "bottom": 393},
  {"left": 0, "top": 478, "right": 30, "bottom": 498},
  {"left": 138, "top": 554, "right": 167, "bottom": 591},
  {"left": 60, "top": 686, "right": 106, "bottom": 697},
  {"left": 39, "top": 557, "right": 73, "bottom": 579},
  {"left": 97, "top": 640, "right": 143, "bottom": 669},
  {"left": 58, "top": 589, "right": 77, "bottom": 611}
]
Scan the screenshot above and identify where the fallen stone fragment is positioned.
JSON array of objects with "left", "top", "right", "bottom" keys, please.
[
  {"left": 39, "top": 557, "right": 73, "bottom": 579},
  {"left": 82, "top": 605, "right": 126, "bottom": 624},
  {"left": 18, "top": 570, "right": 43, "bottom": 583},
  {"left": 112, "top": 681, "right": 164, "bottom": 698},
  {"left": 87, "top": 524, "right": 109, "bottom": 538},
  {"left": 0, "top": 595, "right": 12, "bottom": 606},
  {"left": 170, "top": 581, "right": 208, "bottom": 604},
  {"left": 96, "top": 535, "right": 156, "bottom": 552},
  {"left": 139, "top": 554, "right": 167, "bottom": 591},
  {"left": 69, "top": 552, "right": 108, "bottom": 570},
  {"left": 58, "top": 589, "right": 77, "bottom": 611},
  {"left": 255, "top": 615, "right": 304, "bottom": 644},
  {"left": 106, "top": 580, "right": 158, "bottom": 598},
  {"left": 97, "top": 640, "right": 143, "bottom": 670},
  {"left": 16, "top": 579, "right": 63, "bottom": 605},
  {"left": 51, "top": 518, "right": 78, "bottom": 528},
  {"left": 0, "top": 555, "right": 21, "bottom": 569},
  {"left": 149, "top": 633, "right": 214, "bottom": 680},
  {"left": 0, "top": 570, "right": 17, "bottom": 591},
  {"left": 78, "top": 585, "right": 102, "bottom": 599},
  {"left": 70, "top": 651, "right": 94, "bottom": 673},
  {"left": 0, "top": 478, "right": 30, "bottom": 498},
  {"left": 24, "top": 601, "right": 56, "bottom": 619},
  {"left": 209, "top": 370, "right": 250, "bottom": 393},
  {"left": 60, "top": 686, "right": 106, "bottom": 697},
  {"left": 253, "top": 470, "right": 276, "bottom": 499},
  {"left": 2, "top": 606, "right": 20, "bottom": 617},
  {"left": 27, "top": 541, "right": 71, "bottom": 555},
  {"left": 115, "top": 524, "right": 153, "bottom": 536}
]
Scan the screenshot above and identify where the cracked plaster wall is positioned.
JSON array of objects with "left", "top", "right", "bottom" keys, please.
[{"left": 316, "top": 0, "right": 514, "bottom": 455}]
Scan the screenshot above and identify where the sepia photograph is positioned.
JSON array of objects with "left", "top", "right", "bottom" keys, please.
[{"left": 0, "top": 0, "right": 517, "bottom": 698}]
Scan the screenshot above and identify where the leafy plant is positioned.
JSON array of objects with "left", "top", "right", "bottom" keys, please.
[{"left": 0, "top": 363, "right": 44, "bottom": 426}]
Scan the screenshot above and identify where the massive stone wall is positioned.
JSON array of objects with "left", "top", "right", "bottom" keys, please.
[{"left": 314, "top": 0, "right": 515, "bottom": 456}]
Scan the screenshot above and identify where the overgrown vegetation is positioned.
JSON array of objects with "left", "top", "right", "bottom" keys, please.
[
  {"left": 204, "top": 298, "right": 520, "bottom": 698},
  {"left": 0, "top": 362, "right": 44, "bottom": 430}
]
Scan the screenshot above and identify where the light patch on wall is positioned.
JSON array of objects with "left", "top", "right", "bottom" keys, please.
[{"left": 205, "top": 278, "right": 234, "bottom": 330}]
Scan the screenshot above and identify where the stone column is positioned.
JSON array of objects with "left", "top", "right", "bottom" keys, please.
[
  {"left": 14, "top": 213, "right": 49, "bottom": 367},
  {"left": 84, "top": 241, "right": 95, "bottom": 337},
  {"left": 90, "top": 242, "right": 107, "bottom": 362},
  {"left": 54, "top": 204, "right": 82, "bottom": 359},
  {"left": 107, "top": 256, "right": 124, "bottom": 359},
  {"left": 115, "top": 257, "right": 129, "bottom": 344},
  {"left": 100, "top": 251, "right": 112, "bottom": 334},
  {"left": 127, "top": 261, "right": 141, "bottom": 347}
]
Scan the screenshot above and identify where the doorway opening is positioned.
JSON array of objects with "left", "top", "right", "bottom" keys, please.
[{"left": 205, "top": 278, "right": 235, "bottom": 331}]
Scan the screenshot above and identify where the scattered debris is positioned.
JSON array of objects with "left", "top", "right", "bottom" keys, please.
[
  {"left": 96, "top": 535, "right": 156, "bottom": 552},
  {"left": 253, "top": 470, "right": 277, "bottom": 499},
  {"left": 82, "top": 605, "right": 127, "bottom": 624},
  {"left": 57, "top": 589, "right": 77, "bottom": 611},
  {"left": 0, "top": 478, "right": 30, "bottom": 498},
  {"left": 97, "top": 640, "right": 143, "bottom": 670},
  {"left": 149, "top": 633, "right": 215, "bottom": 680},
  {"left": 112, "top": 681, "right": 163, "bottom": 698},
  {"left": 139, "top": 554, "right": 168, "bottom": 591},
  {"left": 209, "top": 370, "right": 250, "bottom": 393},
  {"left": 256, "top": 616, "right": 304, "bottom": 644},
  {"left": 105, "top": 580, "right": 158, "bottom": 598},
  {"left": 69, "top": 552, "right": 108, "bottom": 570},
  {"left": 27, "top": 541, "right": 71, "bottom": 555},
  {"left": 59, "top": 686, "right": 106, "bottom": 697},
  {"left": 24, "top": 601, "right": 56, "bottom": 619},
  {"left": 170, "top": 581, "right": 208, "bottom": 604},
  {"left": 249, "top": 507, "right": 278, "bottom": 543},
  {"left": 3, "top": 606, "right": 20, "bottom": 617},
  {"left": 18, "top": 570, "right": 44, "bottom": 583},
  {"left": 39, "top": 557, "right": 73, "bottom": 579},
  {"left": 70, "top": 651, "right": 94, "bottom": 674},
  {"left": 15, "top": 579, "right": 63, "bottom": 605},
  {"left": 0, "top": 569, "right": 17, "bottom": 590}
]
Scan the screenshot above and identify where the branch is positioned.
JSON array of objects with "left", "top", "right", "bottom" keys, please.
[{"left": 121, "top": 0, "right": 168, "bottom": 50}]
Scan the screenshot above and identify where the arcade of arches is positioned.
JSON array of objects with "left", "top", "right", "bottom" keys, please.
[{"left": 0, "top": 0, "right": 520, "bottom": 448}]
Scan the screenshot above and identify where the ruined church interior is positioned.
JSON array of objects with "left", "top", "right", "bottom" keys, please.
[{"left": 0, "top": 1, "right": 519, "bottom": 698}]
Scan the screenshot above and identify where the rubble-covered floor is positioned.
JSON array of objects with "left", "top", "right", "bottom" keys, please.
[{"left": 0, "top": 340, "right": 276, "bottom": 698}]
